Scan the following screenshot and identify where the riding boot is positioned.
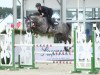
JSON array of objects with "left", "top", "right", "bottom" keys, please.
[{"left": 47, "top": 17, "right": 55, "bottom": 29}]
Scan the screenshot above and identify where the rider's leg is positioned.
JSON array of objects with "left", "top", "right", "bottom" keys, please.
[
  {"left": 47, "top": 17, "right": 55, "bottom": 28},
  {"left": 47, "top": 10, "right": 55, "bottom": 28}
]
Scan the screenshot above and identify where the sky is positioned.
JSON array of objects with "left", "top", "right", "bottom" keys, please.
[{"left": 0, "top": 0, "right": 21, "bottom": 8}]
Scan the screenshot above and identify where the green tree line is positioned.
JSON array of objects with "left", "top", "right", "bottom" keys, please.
[
  {"left": 0, "top": 7, "right": 12, "bottom": 18},
  {"left": 0, "top": 6, "right": 21, "bottom": 19}
]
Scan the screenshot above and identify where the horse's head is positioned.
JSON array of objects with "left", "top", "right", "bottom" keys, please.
[
  {"left": 25, "top": 12, "right": 48, "bottom": 33},
  {"left": 25, "top": 13, "right": 39, "bottom": 33}
]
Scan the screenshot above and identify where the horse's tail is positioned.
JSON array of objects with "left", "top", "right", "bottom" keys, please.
[
  {"left": 66, "top": 23, "right": 71, "bottom": 44},
  {"left": 66, "top": 23, "right": 71, "bottom": 34},
  {"left": 67, "top": 23, "right": 71, "bottom": 31}
]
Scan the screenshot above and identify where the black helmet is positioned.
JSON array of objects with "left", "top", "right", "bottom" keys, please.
[{"left": 35, "top": 3, "right": 41, "bottom": 7}]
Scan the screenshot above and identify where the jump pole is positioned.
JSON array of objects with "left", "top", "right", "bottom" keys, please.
[
  {"left": 12, "top": 29, "right": 16, "bottom": 70},
  {"left": 89, "top": 30, "right": 99, "bottom": 74},
  {"left": 31, "top": 34, "right": 37, "bottom": 69},
  {"left": 72, "top": 29, "right": 81, "bottom": 73}
]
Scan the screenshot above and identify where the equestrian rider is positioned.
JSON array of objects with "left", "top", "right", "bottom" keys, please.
[{"left": 35, "top": 3, "right": 54, "bottom": 29}]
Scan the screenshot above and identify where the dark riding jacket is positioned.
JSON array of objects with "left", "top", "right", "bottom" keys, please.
[{"left": 38, "top": 6, "right": 53, "bottom": 18}]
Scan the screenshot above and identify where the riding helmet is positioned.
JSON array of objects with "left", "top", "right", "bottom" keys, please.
[{"left": 36, "top": 3, "right": 41, "bottom": 7}]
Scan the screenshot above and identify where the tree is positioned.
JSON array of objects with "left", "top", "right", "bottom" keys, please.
[
  {"left": 0, "top": 7, "right": 13, "bottom": 19},
  {"left": 0, "top": 6, "right": 21, "bottom": 19}
]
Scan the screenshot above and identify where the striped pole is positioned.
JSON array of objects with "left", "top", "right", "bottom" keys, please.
[
  {"left": 35, "top": 61, "right": 73, "bottom": 64},
  {"left": 14, "top": 43, "right": 72, "bottom": 47}
]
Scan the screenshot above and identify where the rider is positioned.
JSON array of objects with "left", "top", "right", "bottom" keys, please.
[{"left": 35, "top": 3, "right": 55, "bottom": 29}]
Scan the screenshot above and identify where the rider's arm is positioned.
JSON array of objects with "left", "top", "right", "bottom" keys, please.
[
  {"left": 41, "top": 6, "right": 48, "bottom": 17},
  {"left": 38, "top": 9, "right": 44, "bottom": 17}
]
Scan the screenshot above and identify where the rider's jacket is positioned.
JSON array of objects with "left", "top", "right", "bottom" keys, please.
[{"left": 38, "top": 6, "right": 53, "bottom": 18}]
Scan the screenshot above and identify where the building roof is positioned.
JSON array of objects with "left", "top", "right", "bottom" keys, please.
[{"left": 0, "top": 14, "right": 22, "bottom": 33}]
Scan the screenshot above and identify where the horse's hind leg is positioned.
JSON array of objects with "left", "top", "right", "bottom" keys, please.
[
  {"left": 63, "top": 37, "right": 71, "bottom": 54},
  {"left": 67, "top": 37, "right": 71, "bottom": 44},
  {"left": 64, "top": 46, "right": 69, "bottom": 52}
]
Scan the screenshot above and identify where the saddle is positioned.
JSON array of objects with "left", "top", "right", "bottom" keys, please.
[{"left": 46, "top": 18, "right": 59, "bottom": 33}]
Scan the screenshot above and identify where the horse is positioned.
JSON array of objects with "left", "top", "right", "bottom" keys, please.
[{"left": 25, "top": 12, "right": 72, "bottom": 52}]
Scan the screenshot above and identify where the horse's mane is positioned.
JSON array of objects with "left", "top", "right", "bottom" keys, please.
[{"left": 29, "top": 12, "right": 40, "bottom": 17}]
